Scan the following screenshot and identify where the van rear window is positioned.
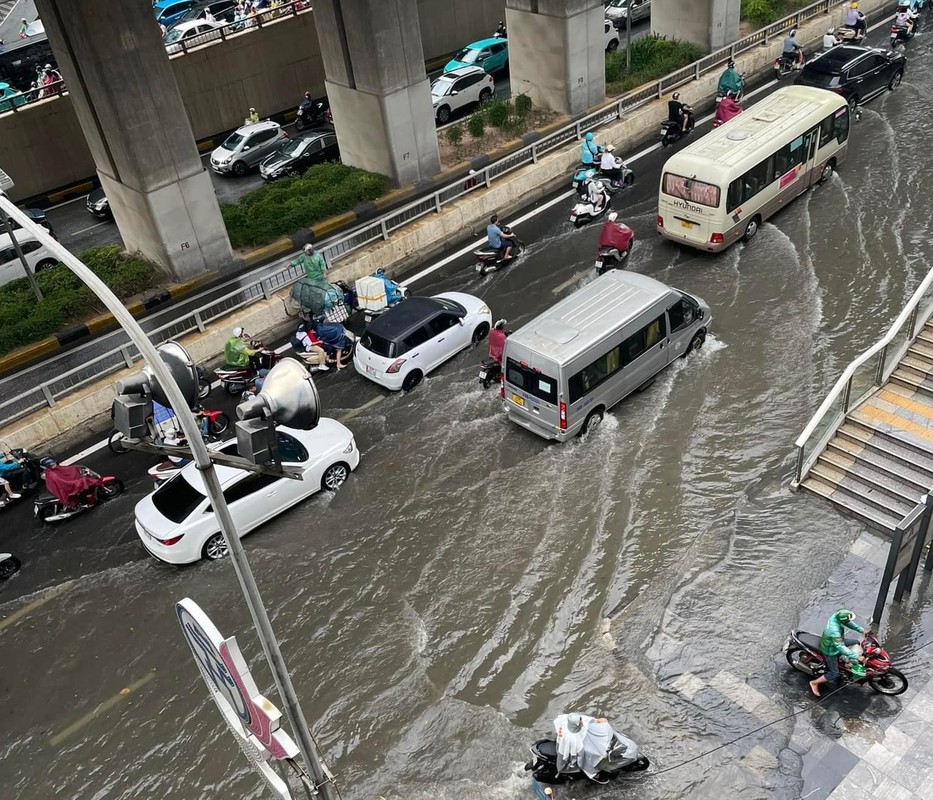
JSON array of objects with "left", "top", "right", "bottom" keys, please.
[{"left": 505, "top": 358, "right": 558, "bottom": 404}]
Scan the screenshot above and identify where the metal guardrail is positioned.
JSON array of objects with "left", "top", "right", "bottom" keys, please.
[
  {"left": 0, "top": 0, "right": 846, "bottom": 427},
  {"left": 793, "top": 265, "right": 933, "bottom": 486},
  {"left": 0, "top": 1, "right": 311, "bottom": 112}
]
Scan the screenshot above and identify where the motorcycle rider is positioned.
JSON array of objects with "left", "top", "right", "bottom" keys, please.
[
  {"left": 599, "top": 144, "right": 624, "bottom": 181},
  {"left": 312, "top": 316, "right": 353, "bottom": 370},
  {"left": 714, "top": 91, "right": 743, "bottom": 126},
  {"left": 0, "top": 448, "right": 28, "bottom": 494},
  {"left": 297, "top": 242, "right": 328, "bottom": 282},
  {"left": 809, "top": 608, "right": 865, "bottom": 697},
  {"left": 224, "top": 327, "right": 268, "bottom": 371},
  {"left": 584, "top": 176, "right": 609, "bottom": 211},
  {"left": 495, "top": 20, "right": 507, "bottom": 37},
  {"left": 40, "top": 457, "right": 100, "bottom": 510},
  {"left": 845, "top": 2, "right": 866, "bottom": 36},
  {"left": 894, "top": 7, "right": 915, "bottom": 32},
  {"left": 783, "top": 29, "right": 804, "bottom": 68},
  {"left": 580, "top": 132, "right": 601, "bottom": 167},
  {"left": 717, "top": 60, "right": 743, "bottom": 98},
  {"left": 291, "top": 323, "right": 330, "bottom": 371},
  {"left": 668, "top": 92, "right": 692, "bottom": 134},
  {"left": 488, "top": 319, "right": 507, "bottom": 365},
  {"left": 822, "top": 27, "right": 838, "bottom": 50},
  {"left": 0, "top": 473, "right": 20, "bottom": 503},
  {"left": 486, "top": 214, "right": 515, "bottom": 262}
]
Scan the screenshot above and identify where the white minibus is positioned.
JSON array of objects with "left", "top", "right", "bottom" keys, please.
[
  {"left": 502, "top": 271, "right": 712, "bottom": 441},
  {"left": 657, "top": 85, "right": 849, "bottom": 252}
]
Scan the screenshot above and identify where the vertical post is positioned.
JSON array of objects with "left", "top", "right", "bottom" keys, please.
[
  {"left": 842, "top": 377, "right": 853, "bottom": 411},
  {"left": 907, "top": 307, "right": 918, "bottom": 340},
  {"left": 876, "top": 345, "right": 888, "bottom": 385},
  {"left": 903, "top": 495, "right": 933, "bottom": 593},
  {"left": 872, "top": 528, "right": 904, "bottom": 627},
  {"left": 626, "top": 13, "right": 632, "bottom": 72},
  {"left": 0, "top": 210, "right": 43, "bottom": 302}
]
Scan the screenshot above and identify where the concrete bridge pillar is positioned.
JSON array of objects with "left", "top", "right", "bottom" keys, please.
[
  {"left": 312, "top": 0, "right": 440, "bottom": 187},
  {"left": 651, "top": 0, "right": 741, "bottom": 52},
  {"left": 34, "top": 0, "right": 233, "bottom": 281},
  {"left": 505, "top": 0, "right": 606, "bottom": 116}
]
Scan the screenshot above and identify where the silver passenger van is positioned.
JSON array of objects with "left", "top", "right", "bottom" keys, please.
[{"left": 502, "top": 271, "right": 712, "bottom": 441}]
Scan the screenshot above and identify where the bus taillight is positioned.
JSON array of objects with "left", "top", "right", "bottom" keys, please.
[
  {"left": 657, "top": 215, "right": 664, "bottom": 228},
  {"left": 710, "top": 232, "right": 724, "bottom": 244},
  {"left": 559, "top": 402, "right": 567, "bottom": 430}
]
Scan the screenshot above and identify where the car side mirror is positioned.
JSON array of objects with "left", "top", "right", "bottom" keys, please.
[
  {"left": 451, "top": 90, "right": 459, "bottom": 95},
  {"left": 243, "top": 145, "right": 251, "bottom": 151},
  {"left": 458, "top": 318, "right": 465, "bottom": 326}
]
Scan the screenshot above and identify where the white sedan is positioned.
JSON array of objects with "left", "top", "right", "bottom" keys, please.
[
  {"left": 134, "top": 419, "right": 360, "bottom": 564},
  {"left": 164, "top": 19, "right": 226, "bottom": 54},
  {"left": 353, "top": 292, "right": 492, "bottom": 391}
]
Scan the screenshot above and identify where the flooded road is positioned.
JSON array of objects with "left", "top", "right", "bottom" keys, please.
[{"left": 5, "top": 26, "right": 933, "bottom": 800}]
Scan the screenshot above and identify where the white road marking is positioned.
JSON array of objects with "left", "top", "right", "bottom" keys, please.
[
  {"left": 69, "top": 220, "right": 111, "bottom": 236},
  {"left": 338, "top": 395, "right": 384, "bottom": 421},
  {"left": 0, "top": 580, "right": 75, "bottom": 634}
]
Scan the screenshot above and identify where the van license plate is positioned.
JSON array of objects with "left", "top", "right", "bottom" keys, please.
[
  {"left": 478, "top": 370, "right": 486, "bottom": 379},
  {"left": 680, "top": 220, "right": 695, "bottom": 229},
  {"left": 511, "top": 393, "right": 525, "bottom": 407},
  {"left": 594, "top": 260, "right": 602, "bottom": 268}
]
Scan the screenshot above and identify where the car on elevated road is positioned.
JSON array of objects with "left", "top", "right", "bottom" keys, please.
[
  {"left": 134, "top": 420, "right": 360, "bottom": 564},
  {"left": 444, "top": 37, "right": 509, "bottom": 75},
  {"left": 430, "top": 66, "right": 495, "bottom": 123},
  {"left": 604, "top": 0, "right": 652, "bottom": 24}
]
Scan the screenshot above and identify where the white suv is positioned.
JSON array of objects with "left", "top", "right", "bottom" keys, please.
[
  {"left": 604, "top": 19, "right": 620, "bottom": 52},
  {"left": 0, "top": 231, "right": 58, "bottom": 288},
  {"left": 430, "top": 66, "right": 495, "bottom": 124}
]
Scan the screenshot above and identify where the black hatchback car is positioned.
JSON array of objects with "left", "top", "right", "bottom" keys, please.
[
  {"left": 259, "top": 131, "right": 340, "bottom": 181},
  {"left": 795, "top": 45, "right": 905, "bottom": 108}
]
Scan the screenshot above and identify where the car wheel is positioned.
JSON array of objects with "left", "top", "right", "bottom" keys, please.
[
  {"left": 479, "top": 89, "right": 492, "bottom": 104},
  {"left": 321, "top": 461, "right": 350, "bottom": 492},
  {"left": 741, "top": 216, "right": 760, "bottom": 243},
  {"left": 202, "top": 532, "right": 229, "bottom": 561},
  {"left": 472, "top": 322, "right": 490, "bottom": 344},
  {"left": 35, "top": 258, "right": 57, "bottom": 273},
  {"left": 232, "top": 160, "right": 247, "bottom": 177},
  {"left": 819, "top": 159, "right": 835, "bottom": 183},
  {"left": 0, "top": 555, "right": 21, "bottom": 580},
  {"left": 888, "top": 70, "right": 903, "bottom": 91},
  {"left": 580, "top": 408, "right": 604, "bottom": 436},
  {"left": 683, "top": 331, "right": 706, "bottom": 358},
  {"left": 402, "top": 369, "right": 423, "bottom": 392},
  {"left": 436, "top": 105, "right": 451, "bottom": 124},
  {"left": 607, "top": 39, "right": 619, "bottom": 53}
]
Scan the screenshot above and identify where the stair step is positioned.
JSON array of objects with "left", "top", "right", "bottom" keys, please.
[
  {"left": 817, "top": 450, "right": 927, "bottom": 504},
  {"left": 809, "top": 463, "right": 916, "bottom": 519},
  {"left": 889, "top": 368, "right": 933, "bottom": 397},
  {"left": 905, "top": 346, "right": 933, "bottom": 371},
  {"left": 916, "top": 329, "right": 933, "bottom": 348},
  {"left": 827, "top": 436, "right": 933, "bottom": 490},
  {"left": 800, "top": 476, "right": 901, "bottom": 532},
  {"left": 909, "top": 339, "right": 933, "bottom": 363},
  {"left": 840, "top": 419, "right": 933, "bottom": 474},
  {"left": 900, "top": 355, "right": 933, "bottom": 378}
]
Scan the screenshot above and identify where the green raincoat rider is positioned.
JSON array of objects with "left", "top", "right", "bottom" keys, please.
[
  {"left": 296, "top": 243, "right": 328, "bottom": 282},
  {"left": 717, "top": 61, "right": 743, "bottom": 96},
  {"left": 809, "top": 608, "right": 864, "bottom": 697}
]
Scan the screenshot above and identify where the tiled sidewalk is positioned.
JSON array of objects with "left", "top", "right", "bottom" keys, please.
[{"left": 793, "top": 531, "right": 933, "bottom": 800}]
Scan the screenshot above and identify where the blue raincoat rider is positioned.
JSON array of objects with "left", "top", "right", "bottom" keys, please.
[{"left": 580, "top": 132, "right": 601, "bottom": 166}]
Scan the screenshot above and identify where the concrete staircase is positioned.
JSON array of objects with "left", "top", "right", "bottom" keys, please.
[
  {"left": 0, "top": 2, "right": 18, "bottom": 27},
  {"left": 800, "top": 322, "right": 933, "bottom": 532}
]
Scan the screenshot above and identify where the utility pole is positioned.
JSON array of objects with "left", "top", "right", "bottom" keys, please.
[{"left": 626, "top": 8, "right": 633, "bottom": 72}]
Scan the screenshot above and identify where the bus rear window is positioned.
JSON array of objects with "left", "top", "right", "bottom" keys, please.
[
  {"left": 505, "top": 358, "right": 558, "bottom": 405},
  {"left": 662, "top": 173, "right": 721, "bottom": 207}
]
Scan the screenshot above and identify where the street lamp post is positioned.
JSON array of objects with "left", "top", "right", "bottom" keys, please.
[
  {"left": 0, "top": 172, "right": 44, "bottom": 302},
  {"left": 0, "top": 193, "right": 337, "bottom": 800}
]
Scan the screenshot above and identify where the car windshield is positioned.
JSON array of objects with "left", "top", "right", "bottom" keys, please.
[
  {"left": 221, "top": 132, "right": 245, "bottom": 150},
  {"left": 164, "top": 28, "right": 187, "bottom": 43},
  {"left": 453, "top": 47, "right": 480, "bottom": 64},
  {"left": 360, "top": 331, "right": 396, "bottom": 359},
  {"left": 279, "top": 139, "right": 308, "bottom": 157},
  {"left": 431, "top": 78, "right": 455, "bottom": 97},
  {"left": 152, "top": 474, "right": 206, "bottom": 524}
]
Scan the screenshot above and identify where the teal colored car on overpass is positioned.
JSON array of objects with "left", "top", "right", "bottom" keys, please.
[{"left": 444, "top": 37, "right": 509, "bottom": 75}]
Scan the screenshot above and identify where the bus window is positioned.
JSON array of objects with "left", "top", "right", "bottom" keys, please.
[
  {"left": 819, "top": 114, "right": 834, "bottom": 148},
  {"left": 727, "top": 154, "right": 774, "bottom": 210},
  {"left": 834, "top": 108, "right": 849, "bottom": 144}
]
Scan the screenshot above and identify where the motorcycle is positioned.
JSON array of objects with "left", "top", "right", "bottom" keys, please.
[
  {"left": 890, "top": 22, "right": 915, "bottom": 48},
  {"left": 479, "top": 357, "right": 501, "bottom": 389},
  {"left": 572, "top": 164, "right": 635, "bottom": 197},
  {"left": 660, "top": 111, "right": 695, "bottom": 147},
  {"left": 34, "top": 466, "right": 125, "bottom": 524},
  {"left": 595, "top": 214, "right": 635, "bottom": 274},
  {"left": 0, "top": 553, "right": 21, "bottom": 581},
  {"left": 215, "top": 342, "right": 282, "bottom": 396},
  {"left": 494, "top": 21, "right": 507, "bottom": 38},
  {"left": 570, "top": 183, "right": 611, "bottom": 227},
  {"left": 295, "top": 96, "right": 327, "bottom": 132},
  {"left": 773, "top": 51, "right": 803, "bottom": 80},
  {"left": 783, "top": 629, "right": 909, "bottom": 696},
  {"left": 197, "top": 365, "right": 212, "bottom": 400},
  {"left": 313, "top": 319, "right": 357, "bottom": 363},
  {"left": 0, "top": 445, "right": 42, "bottom": 494},
  {"left": 525, "top": 713, "right": 649, "bottom": 786},
  {"left": 712, "top": 96, "right": 743, "bottom": 128},
  {"left": 836, "top": 18, "right": 866, "bottom": 43},
  {"left": 473, "top": 226, "right": 526, "bottom": 274}
]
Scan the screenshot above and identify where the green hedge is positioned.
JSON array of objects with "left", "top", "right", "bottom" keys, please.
[
  {"left": 220, "top": 162, "right": 391, "bottom": 248},
  {"left": 605, "top": 35, "right": 705, "bottom": 94},
  {"left": 0, "top": 246, "right": 160, "bottom": 356},
  {"left": 741, "top": 0, "right": 812, "bottom": 28}
]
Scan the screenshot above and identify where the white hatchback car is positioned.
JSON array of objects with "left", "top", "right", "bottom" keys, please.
[
  {"left": 430, "top": 66, "right": 495, "bottom": 124},
  {"left": 354, "top": 292, "right": 492, "bottom": 391},
  {"left": 134, "top": 419, "right": 360, "bottom": 565},
  {"left": 164, "top": 19, "right": 226, "bottom": 54},
  {"left": 604, "top": 19, "right": 620, "bottom": 52},
  {"left": 0, "top": 231, "right": 58, "bottom": 288}
]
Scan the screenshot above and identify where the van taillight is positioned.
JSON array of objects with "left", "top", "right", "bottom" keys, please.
[
  {"left": 499, "top": 371, "right": 505, "bottom": 398},
  {"left": 710, "top": 232, "right": 724, "bottom": 244},
  {"left": 559, "top": 402, "right": 567, "bottom": 430},
  {"left": 657, "top": 215, "right": 664, "bottom": 228}
]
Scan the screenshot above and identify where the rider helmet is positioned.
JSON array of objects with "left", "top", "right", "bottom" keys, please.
[
  {"left": 672, "top": 92, "right": 680, "bottom": 101},
  {"left": 233, "top": 326, "right": 244, "bottom": 338},
  {"left": 305, "top": 91, "right": 312, "bottom": 99},
  {"left": 303, "top": 243, "right": 314, "bottom": 254},
  {"left": 494, "top": 319, "right": 507, "bottom": 330},
  {"left": 40, "top": 456, "right": 57, "bottom": 468},
  {"left": 375, "top": 268, "right": 386, "bottom": 277},
  {"left": 835, "top": 609, "right": 856, "bottom": 623},
  {"left": 584, "top": 132, "right": 594, "bottom": 142},
  {"left": 608, "top": 212, "right": 618, "bottom": 222},
  {"left": 727, "top": 60, "right": 735, "bottom": 69},
  {"left": 605, "top": 144, "right": 615, "bottom": 152},
  {"left": 850, "top": 1, "right": 858, "bottom": 7}
]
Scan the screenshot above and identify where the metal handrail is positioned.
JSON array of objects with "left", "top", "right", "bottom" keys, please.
[
  {"left": 0, "top": 0, "right": 848, "bottom": 427},
  {"left": 793, "top": 265, "right": 933, "bottom": 485}
]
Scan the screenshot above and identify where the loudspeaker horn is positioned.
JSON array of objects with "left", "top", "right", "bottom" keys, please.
[{"left": 236, "top": 357, "right": 320, "bottom": 430}]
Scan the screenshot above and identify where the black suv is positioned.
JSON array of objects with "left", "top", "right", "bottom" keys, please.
[{"left": 795, "top": 45, "right": 905, "bottom": 108}]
